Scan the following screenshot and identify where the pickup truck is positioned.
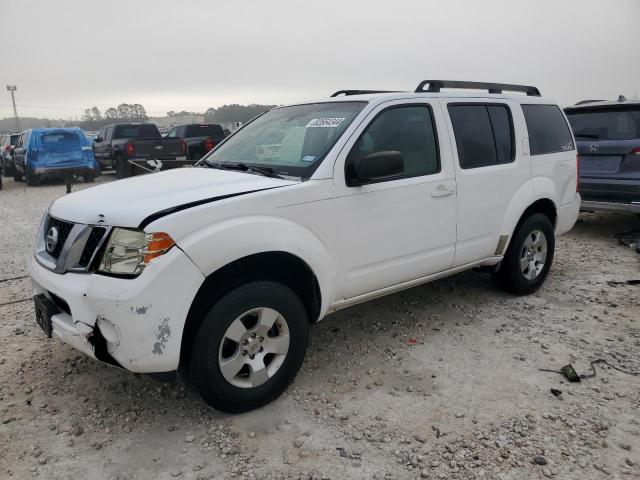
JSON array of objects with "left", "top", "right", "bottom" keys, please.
[
  {"left": 166, "top": 123, "right": 227, "bottom": 160},
  {"left": 93, "top": 123, "right": 187, "bottom": 178}
]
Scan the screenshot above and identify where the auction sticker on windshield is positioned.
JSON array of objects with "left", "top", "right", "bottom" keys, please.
[{"left": 305, "top": 118, "right": 346, "bottom": 128}]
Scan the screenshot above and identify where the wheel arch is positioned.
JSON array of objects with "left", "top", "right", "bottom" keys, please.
[{"left": 179, "top": 250, "right": 322, "bottom": 371}]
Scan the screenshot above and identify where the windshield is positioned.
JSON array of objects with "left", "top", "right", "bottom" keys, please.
[
  {"left": 566, "top": 107, "right": 640, "bottom": 141},
  {"left": 203, "top": 102, "right": 366, "bottom": 178}
]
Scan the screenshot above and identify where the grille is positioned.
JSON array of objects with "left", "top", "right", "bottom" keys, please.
[
  {"left": 46, "top": 216, "right": 74, "bottom": 259},
  {"left": 79, "top": 226, "right": 107, "bottom": 267}
]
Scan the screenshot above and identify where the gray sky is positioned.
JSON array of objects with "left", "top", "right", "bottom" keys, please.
[{"left": 1, "top": 0, "right": 639, "bottom": 119}]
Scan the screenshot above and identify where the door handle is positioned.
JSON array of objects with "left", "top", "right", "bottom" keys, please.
[{"left": 431, "top": 185, "right": 455, "bottom": 198}]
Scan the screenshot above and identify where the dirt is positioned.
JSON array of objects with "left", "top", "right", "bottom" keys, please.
[{"left": 1, "top": 173, "right": 639, "bottom": 480}]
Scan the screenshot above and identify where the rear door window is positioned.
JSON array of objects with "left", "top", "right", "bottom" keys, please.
[
  {"left": 522, "top": 104, "right": 574, "bottom": 155},
  {"left": 448, "top": 104, "right": 514, "bottom": 169}
]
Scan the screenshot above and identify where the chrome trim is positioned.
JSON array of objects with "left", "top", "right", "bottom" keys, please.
[{"left": 35, "top": 214, "right": 112, "bottom": 274}]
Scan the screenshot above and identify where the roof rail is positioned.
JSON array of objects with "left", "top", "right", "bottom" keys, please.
[
  {"left": 330, "top": 89, "right": 399, "bottom": 97},
  {"left": 415, "top": 80, "right": 541, "bottom": 97},
  {"left": 574, "top": 99, "right": 605, "bottom": 105}
]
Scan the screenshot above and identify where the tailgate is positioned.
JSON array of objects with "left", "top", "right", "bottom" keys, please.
[
  {"left": 133, "top": 138, "right": 183, "bottom": 158},
  {"left": 576, "top": 139, "right": 640, "bottom": 179}
]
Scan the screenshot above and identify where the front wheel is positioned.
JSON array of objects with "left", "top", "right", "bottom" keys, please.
[
  {"left": 189, "top": 281, "right": 309, "bottom": 413},
  {"left": 493, "top": 213, "right": 555, "bottom": 295}
]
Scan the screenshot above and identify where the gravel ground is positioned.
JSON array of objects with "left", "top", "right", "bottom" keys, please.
[{"left": 1, "top": 173, "right": 639, "bottom": 480}]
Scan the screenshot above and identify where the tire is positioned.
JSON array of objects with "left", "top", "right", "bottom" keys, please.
[
  {"left": 115, "top": 156, "right": 131, "bottom": 179},
  {"left": 189, "top": 281, "right": 309, "bottom": 413},
  {"left": 25, "top": 168, "right": 40, "bottom": 186},
  {"left": 2, "top": 159, "right": 14, "bottom": 177},
  {"left": 84, "top": 170, "right": 96, "bottom": 183},
  {"left": 493, "top": 213, "right": 555, "bottom": 295},
  {"left": 13, "top": 166, "right": 23, "bottom": 182}
]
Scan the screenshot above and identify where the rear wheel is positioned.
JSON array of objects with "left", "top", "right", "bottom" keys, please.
[
  {"left": 13, "top": 166, "right": 23, "bottom": 182},
  {"left": 493, "top": 213, "right": 555, "bottom": 295},
  {"left": 2, "top": 159, "right": 14, "bottom": 176},
  {"left": 25, "top": 168, "right": 40, "bottom": 186},
  {"left": 189, "top": 281, "right": 309, "bottom": 413},
  {"left": 115, "top": 155, "right": 132, "bottom": 179}
]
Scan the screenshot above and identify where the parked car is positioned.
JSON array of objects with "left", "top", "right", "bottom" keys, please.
[
  {"left": 166, "top": 123, "right": 227, "bottom": 160},
  {"left": 93, "top": 123, "right": 186, "bottom": 178},
  {"left": 565, "top": 97, "right": 640, "bottom": 214},
  {"left": 29, "top": 80, "right": 580, "bottom": 412},
  {"left": 1, "top": 132, "right": 20, "bottom": 176},
  {"left": 13, "top": 128, "right": 99, "bottom": 186}
]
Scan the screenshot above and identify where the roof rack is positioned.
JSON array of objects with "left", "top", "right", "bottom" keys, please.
[
  {"left": 574, "top": 99, "right": 605, "bottom": 105},
  {"left": 414, "top": 80, "right": 541, "bottom": 97},
  {"left": 330, "top": 89, "right": 399, "bottom": 97}
]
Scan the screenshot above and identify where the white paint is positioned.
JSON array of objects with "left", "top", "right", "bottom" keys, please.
[{"left": 30, "top": 91, "right": 580, "bottom": 373}]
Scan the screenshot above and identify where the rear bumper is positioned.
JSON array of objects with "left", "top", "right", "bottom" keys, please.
[
  {"left": 556, "top": 194, "right": 581, "bottom": 236},
  {"left": 129, "top": 157, "right": 193, "bottom": 172},
  {"left": 581, "top": 200, "right": 640, "bottom": 214},
  {"left": 30, "top": 165, "right": 98, "bottom": 178},
  {"left": 28, "top": 247, "right": 205, "bottom": 373},
  {"left": 579, "top": 177, "right": 640, "bottom": 204}
]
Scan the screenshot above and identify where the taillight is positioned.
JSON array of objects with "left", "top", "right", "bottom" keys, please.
[
  {"left": 4, "top": 145, "right": 11, "bottom": 152},
  {"left": 576, "top": 154, "right": 580, "bottom": 193},
  {"left": 126, "top": 142, "right": 135, "bottom": 158},
  {"left": 204, "top": 138, "right": 214, "bottom": 152},
  {"left": 630, "top": 147, "right": 640, "bottom": 155}
]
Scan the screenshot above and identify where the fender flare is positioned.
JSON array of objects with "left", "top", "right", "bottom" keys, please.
[{"left": 177, "top": 215, "right": 336, "bottom": 317}]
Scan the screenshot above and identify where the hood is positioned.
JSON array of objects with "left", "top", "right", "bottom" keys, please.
[{"left": 49, "top": 168, "right": 297, "bottom": 228}]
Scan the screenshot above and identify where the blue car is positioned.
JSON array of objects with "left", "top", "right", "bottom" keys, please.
[{"left": 12, "top": 128, "right": 100, "bottom": 186}]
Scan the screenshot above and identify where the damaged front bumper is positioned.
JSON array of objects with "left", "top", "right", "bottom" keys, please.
[{"left": 28, "top": 247, "right": 205, "bottom": 373}]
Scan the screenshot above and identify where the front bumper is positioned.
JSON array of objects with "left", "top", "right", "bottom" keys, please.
[{"left": 28, "top": 247, "right": 205, "bottom": 373}]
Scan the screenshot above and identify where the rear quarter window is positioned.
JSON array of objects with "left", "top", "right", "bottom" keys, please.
[{"left": 522, "top": 104, "right": 574, "bottom": 155}]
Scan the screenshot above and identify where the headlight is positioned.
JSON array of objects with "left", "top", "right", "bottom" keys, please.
[{"left": 98, "top": 228, "right": 175, "bottom": 276}]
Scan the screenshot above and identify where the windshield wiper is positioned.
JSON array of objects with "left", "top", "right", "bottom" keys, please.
[
  {"left": 575, "top": 133, "right": 599, "bottom": 139},
  {"left": 224, "top": 163, "right": 285, "bottom": 179}
]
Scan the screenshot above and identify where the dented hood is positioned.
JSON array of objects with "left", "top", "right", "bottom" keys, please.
[{"left": 49, "top": 168, "right": 297, "bottom": 228}]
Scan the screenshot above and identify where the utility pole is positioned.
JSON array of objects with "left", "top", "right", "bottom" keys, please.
[{"left": 6, "top": 85, "right": 19, "bottom": 131}]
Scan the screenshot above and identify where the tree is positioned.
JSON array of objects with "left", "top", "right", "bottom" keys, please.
[
  {"left": 209, "top": 104, "right": 277, "bottom": 123},
  {"left": 81, "top": 108, "right": 93, "bottom": 122},
  {"left": 204, "top": 107, "right": 217, "bottom": 122},
  {"left": 117, "top": 103, "right": 132, "bottom": 120},
  {"left": 131, "top": 104, "right": 148, "bottom": 121},
  {"left": 166, "top": 111, "right": 176, "bottom": 117},
  {"left": 105, "top": 107, "right": 118, "bottom": 119},
  {"left": 91, "top": 106, "right": 102, "bottom": 121}
]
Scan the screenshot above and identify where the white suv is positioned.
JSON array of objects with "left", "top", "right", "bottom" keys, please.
[{"left": 29, "top": 80, "right": 581, "bottom": 412}]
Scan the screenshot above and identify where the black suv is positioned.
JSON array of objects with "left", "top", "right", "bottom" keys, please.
[
  {"left": 565, "top": 98, "right": 640, "bottom": 214},
  {"left": 166, "top": 123, "right": 227, "bottom": 160}
]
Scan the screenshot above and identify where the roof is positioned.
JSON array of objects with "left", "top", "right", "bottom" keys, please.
[{"left": 566, "top": 98, "right": 640, "bottom": 111}]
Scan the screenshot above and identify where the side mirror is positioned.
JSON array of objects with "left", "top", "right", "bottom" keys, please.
[
  {"left": 95, "top": 137, "right": 102, "bottom": 143},
  {"left": 346, "top": 150, "right": 404, "bottom": 186}
]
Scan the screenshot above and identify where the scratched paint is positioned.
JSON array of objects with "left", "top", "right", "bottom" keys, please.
[
  {"left": 152, "top": 318, "right": 171, "bottom": 355},
  {"left": 130, "top": 305, "right": 152, "bottom": 315}
]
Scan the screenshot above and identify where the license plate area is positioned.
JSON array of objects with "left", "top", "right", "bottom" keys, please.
[{"left": 34, "top": 294, "right": 60, "bottom": 338}]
